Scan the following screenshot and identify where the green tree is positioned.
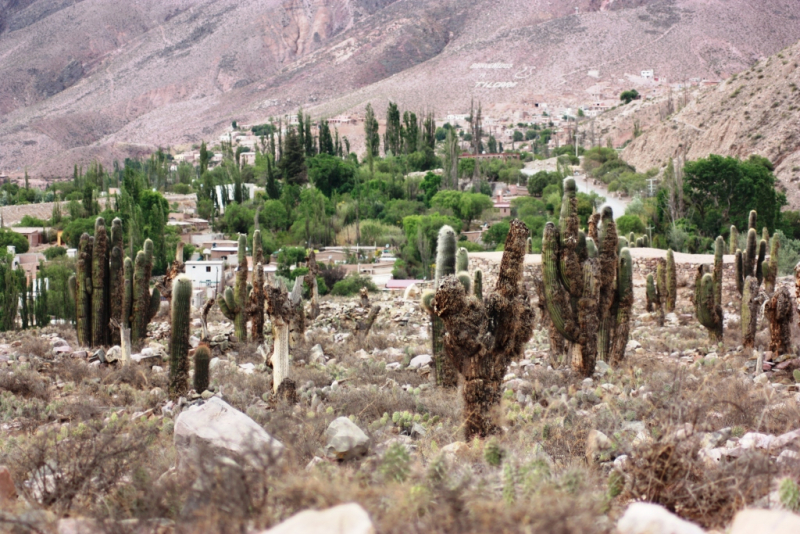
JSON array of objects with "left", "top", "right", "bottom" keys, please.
[
  {"left": 260, "top": 200, "right": 290, "bottom": 231},
  {"left": 199, "top": 141, "right": 210, "bottom": 174},
  {"left": 420, "top": 172, "right": 441, "bottom": 206},
  {"left": 318, "top": 120, "right": 335, "bottom": 156},
  {"left": 616, "top": 214, "right": 646, "bottom": 235},
  {"left": 384, "top": 102, "right": 402, "bottom": 156},
  {"left": 307, "top": 154, "right": 356, "bottom": 197},
  {"left": 278, "top": 126, "right": 308, "bottom": 185},
  {"left": 364, "top": 104, "right": 380, "bottom": 160},
  {"left": 620, "top": 89, "right": 640, "bottom": 104},
  {"left": 0, "top": 228, "right": 30, "bottom": 253}
]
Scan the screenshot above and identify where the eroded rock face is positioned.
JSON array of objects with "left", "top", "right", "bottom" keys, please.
[
  {"left": 174, "top": 397, "right": 283, "bottom": 470},
  {"left": 258, "top": 503, "right": 375, "bottom": 534}
]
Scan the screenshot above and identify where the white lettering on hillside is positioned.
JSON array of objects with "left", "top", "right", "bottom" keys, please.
[
  {"left": 474, "top": 81, "right": 518, "bottom": 89},
  {"left": 470, "top": 63, "right": 513, "bottom": 69}
]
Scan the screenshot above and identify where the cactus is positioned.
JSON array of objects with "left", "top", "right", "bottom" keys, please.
[
  {"left": 646, "top": 275, "right": 659, "bottom": 315},
  {"left": 541, "top": 179, "right": 631, "bottom": 376},
  {"left": 765, "top": 285, "right": 793, "bottom": 356},
  {"left": 729, "top": 225, "right": 739, "bottom": 255},
  {"left": 304, "top": 247, "right": 320, "bottom": 320},
  {"left": 694, "top": 237, "right": 724, "bottom": 342},
  {"left": 266, "top": 280, "right": 296, "bottom": 398},
  {"left": 217, "top": 235, "right": 248, "bottom": 342},
  {"left": 91, "top": 218, "right": 109, "bottom": 347},
  {"left": 132, "top": 239, "right": 161, "bottom": 344},
  {"left": 734, "top": 250, "right": 744, "bottom": 295},
  {"left": 526, "top": 237, "right": 533, "bottom": 254},
  {"left": 456, "top": 271, "right": 472, "bottom": 293},
  {"left": 735, "top": 212, "right": 768, "bottom": 295},
  {"left": 74, "top": 234, "right": 93, "bottom": 346},
  {"left": 432, "top": 225, "right": 458, "bottom": 387},
  {"left": 473, "top": 269, "right": 483, "bottom": 301},
  {"left": 249, "top": 231, "right": 266, "bottom": 341},
  {"left": 193, "top": 344, "right": 211, "bottom": 393},
  {"left": 651, "top": 259, "right": 667, "bottom": 326},
  {"left": 665, "top": 249, "right": 677, "bottom": 312},
  {"left": 765, "top": 236, "right": 779, "bottom": 294},
  {"left": 109, "top": 218, "right": 124, "bottom": 344},
  {"left": 456, "top": 247, "right": 469, "bottom": 273},
  {"left": 741, "top": 276, "right": 761, "bottom": 349},
  {"left": 635, "top": 237, "right": 643, "bottom": 248},
  {"left": 628, "top": 232, "right": 635, "bottom": 245},
  {"left": 762, "top": 227, "right": 770, "bottom": 244},
  {"left": 743, "top": 228, "right": 758, "bottom": 283},
  {"left": 748, "top": 210, "right": 757, "bottom": 231},
  {"left": 122, "top": 257, "right": 133, "bottom": 328},
  {"left": 617, "top": 236, "right": 628, "bottom": 251},
  {"left": 431, "top": 219, "right": 534, "bottom": 438},
  {"left": 168, "top": 275, "right": 193, "bottom": 399}
]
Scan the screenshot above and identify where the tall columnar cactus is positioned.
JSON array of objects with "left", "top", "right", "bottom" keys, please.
[
  {"left": 432, "top": 225, "right": 458, "bottom": 387},
  {"left": 646, "top": 274, "right": 662, "bottom": 325},
  {"left": 193, "top": 345, "right": 211, "bottom": 393},
  {"left": 304, "top": 247, "right": 320, "bottom": 320},
  {"left": 734, "top": 250, "right": 744, "bottom": 295},
  {"left": 456, "top": 271, "right": 472, "bottom": 293},
  {"left": 735, "top": 211, "right": 767, "bottom": 295},
  {"left": 473, "top": 269, "right": 483, "bottom": 301},
  {"left": 694, "top": 236, "right": 724, "bottom": 343},
  {"left": 762, "top": 227, "right": 770, "bottom": 244},
  {"left": 743, "top": 228, "right": 758, "bottom": 282},
  {"left": 432, "top": 219, "right": 534, "bottom": 439},
  {"left": 249, "top": 231, "right": 266, "bottom": 341},
  {"left": 765, "top": 236, "right": 780, "bottom": 294},
  {"left": 168, "top": 275, "right": 193, "bottom": 399},
  {"left": 132, "top": 239, "right": 161, "bottom": 344},
  {"left": 72, "top": 233, "right": 94, "bottom": 346},
  {"left": 541, "top": 179, "right": 631, "bottom": 376},
  {"left": 122, "top": 257, "right": 133, "bottom": 329},
  {"left": 456, "top": 247, "right": 469, "bottom": 273},
  {"left": 665, "top": 249, "right": 677, "bottom": 312},
  {"left": 765, "top": 285, "right": 793, "bottom": 356},
  {"left": 109, "top": 218, "right": 124, "bottom": 343},
  {"left": 91, "top": 218, "right": 109, "bottom": 347},
  {"left": 741, "top": 276, "right": 761, "bottom": 349},
  {"left": 628, "top": 232, "right": 635, "bottom": 245},
  {"left": 648, "top": 259, "right": 666, "bottom": 327},
  {"left": 218, "top": 234, "right": 248, "bottom": 342},
  {"left": 756, "top": 239, "right": 767, "bottom": 286},
  {"left": 266, "top": 280, "right": 296, "bottom": 398},
  {"left": 729, "top": 225, "right": 739, "bottom": 255},
  {"left": 749, "top": 210, "right": 757, "bottom": 231}
]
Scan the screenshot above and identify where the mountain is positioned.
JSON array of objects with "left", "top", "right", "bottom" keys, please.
[
  {"left": 1, "top": 0, "right": 800, "bottom": 178},
  {"left": 621, "top": 40, "right": 800, "bottom": 208}
]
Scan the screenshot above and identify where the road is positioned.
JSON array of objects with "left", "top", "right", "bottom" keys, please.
[{"left": 521, "top": 165, "right": 630, "bottom": 218}]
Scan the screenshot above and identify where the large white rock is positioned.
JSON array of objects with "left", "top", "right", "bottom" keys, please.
[
  {"left": 259, "top": 503, "right": 374, "bottom": 534},
  {"left": 325, "top": 417, "right": 369, "bottom": 460},
  {"left": 408, "top": 354, "right": 432, "bottom": 369},
  {"left": 617, "top": 502, "right": 704, "bottom": 534},
  {"left": 174, "top": 397, "right": 283, "bottom": 469},
  {"left": 730, "top": 509, "right": 800, "bottom": 534}
]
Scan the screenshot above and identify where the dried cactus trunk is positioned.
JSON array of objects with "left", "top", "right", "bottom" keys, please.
[
  {"left": 432, "top": 225, "right": 459, "bottom": 388},
  {"left": 473, "top": 269, "right": 483, "bottom": 301},
  {"left": 741, "top": 276, "right": 761, "bottom": 349},
  {"left": 289, "top": 276, "right": 305, "bottom": 347},
  {"left": 91, "top": 218, "right": 109, "bottom": 347},
  {"left": 73, "top": 233, "right": 94, "bottom": 347},
  {"left": 694, "top": 237, "right": 724, "bottom": 343},
  {"left": 109, "top": 218, "right": 124, "bottom": 345},
  {"left": 168, "top": 275, "right": 193, "bottom": 399},
  {"left": 304, "top": 247, "right": 320, "bottom": 320},
  {"left": 193, "top": 344, "right": 211, "bottom": 393},
  {"left": 355, "top": 305, "right": 381, "bottom": 339},
  {"left": 266, "top": 281, "right": 296, "bottom": 395},
  {"left": 217, "top": 235, "right": 248, "bottom": 342},
  {"left": 765, "top": 285, "right": 793, "bottom": 356},
  {"left": 359, "top": 286, "right": 369, "bottom": 308},
  {"left": 132, "top": 239, "right": 161, "bottom": 344},
  {"left": 729, "top": 225, "right": 739, "bottom": 255},
  {"left": 764, "top": 236, "right": 779, "bottom": 294},
  {"left": 665, "top": 249, "right": 677, "bottom": 312},
  {"left": 432, "top": 219, "right": 533, "bottom": 439}
]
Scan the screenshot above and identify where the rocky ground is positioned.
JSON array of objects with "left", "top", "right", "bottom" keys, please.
[{"left": 1, "top": 266, "right": 800, "bottom": 534}]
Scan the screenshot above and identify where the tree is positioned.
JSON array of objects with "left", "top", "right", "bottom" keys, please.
[
  {"left": 616, "top": 214, "right": 646, "bottom": 235},
  {"left": 512, "top": 131, "right": 523, "bottom": 143},
  {"left": 459, "top": 193, "right": 493, "bottom": 230},
  {"left": 487, "top": 135, "right": 497, "bottom": 154},
  {"left": 260, "top": 200, "right": 290, "bottom": 231},
  {"left": 484, "top": 221, "right": 510, "bottom": 248},
  {"left": 278, "top": 126, "right": 308, "bottom": 186},
  {"left": 364, "top": 104, "right": 380, "bottom": 160},
  {"left": 307, "top": 154, "right": 356, "bottom": 197},
  {"left": 420, "top": 172, "right": 441, "bottom": 206},
  {"left": 384, "top": 102, "right": 402, "bottom": 155},
  {"left": 620, "top": 89, "right": 640, "bottom": 104},
  {"left": 199, "top": 141, "right": 209, "bottom": 175},
  {"left": 318, "top": 119, "right": 335, "bottom": 156},
  {"left": 403, "top": 111, "right": 419, "bottom": 154}
]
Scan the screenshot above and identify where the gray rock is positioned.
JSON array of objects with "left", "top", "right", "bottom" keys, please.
[
  {"left": 408, "top": 354, "right": 432, "bottom": 369},
  {"left": 174, "top": 397, "right": 283, "bottom": 471},
  {"left": 730, "top": 509, "right": 800, "bottom": 534},
  {"left": 325, "top": 417, "right": 369, "bottom": 460},
  {"left": 257, "top": 503, "right": 374, "bottom": 534},
  {"left": 104, "top": 346, "right": 121, "bottom": 363},
  {"left": 189, "top": 336, "right": 200, "bottom": 349},
  {"left": 617, "top": 502, "right": 704, "bottom": 534},
  {"left": 310, "top": 344, "right": 326, "bottom": 364},
  {"left": 92, "top": 348, "right": 106, "bottom": 363}
]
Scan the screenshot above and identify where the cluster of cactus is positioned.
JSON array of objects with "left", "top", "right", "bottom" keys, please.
[
  {"left": 732, "top": 211, "right": 773, "bottom": 295},
  {"left": 694, "top": 236, "right": 724, "bottom": 343},
  {"left": 420, "top": 225, "right": 459, "bottom": 388},
  {"left": 168, "top": 275, "right": 192, "bottom": 399},
  {"left": 218, "top": 235, "right": 249, "bottom": 342},
  {"left": 628, "top": 233, "right": 650, "bottom": 248},
  {"left": 541, "top": 179, "right": 633, "bottom": 376},
  {"left": 645, "top": 259, "right": 667, "bottom": 326},
  {"left": 69, "top": 218, "right": 155, "bottom": 347}
]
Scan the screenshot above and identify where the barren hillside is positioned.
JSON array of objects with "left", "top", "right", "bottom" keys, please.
[
  {"left": 1, "top": 0, "right": 800, "bottom": 177},
  {"left": 621, "top": 40, "right": 800, "bottom": 208}
]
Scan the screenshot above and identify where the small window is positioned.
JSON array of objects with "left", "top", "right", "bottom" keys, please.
[{"left": 206, "top": 266, "right": 211, "bottom": 273}]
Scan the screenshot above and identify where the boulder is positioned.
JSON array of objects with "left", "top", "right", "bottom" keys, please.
[
  {"left": 258, "top": 503, "right": 374, "bottom": 534},
  {"left": 104, "top": 346, "right": 121, "bottom": 363},
  {"left": 730, "top": 509, "right": 800, "bottom": 534},
  {"left": 441, "top": 441, "right": 470, "bottom": 463},
  {"left": 174, "top": 397, "right": 283, "bottom": 470},
  {"left": 325, "top": 417, "right": 369, "bottom": 460},
  {"left": 408, "top": 354, "right": 432, "bottom": 369},
  {"left": 585, "top": 429, "right": 613, "bottom": 465},
  {"left": 617, "top": 502, "right": 704, "bottom": 534},
  {"left": 310, "top": 344, "right": 326, "bottom": 364}
]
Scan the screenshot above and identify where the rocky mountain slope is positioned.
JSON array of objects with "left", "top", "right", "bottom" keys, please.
[
  {"left": 621, "top": 40, "right": 800, "bottom": 208},
  {"left": 1, "top": 0, "right": 800, "bottom": 177}
]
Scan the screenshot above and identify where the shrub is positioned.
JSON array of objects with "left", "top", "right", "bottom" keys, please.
[
  {"left": 616, "top": 215, "right": 646, "bottom": 235},
  {"left": 331, "top": 274, "right": 378, "bottom": 296},
  {"left": 320, "top": 264, "right": 346, "bottom": 290},
  {"left": 44, "top": 246, "right": 67, "bottom": 260},
  {"left": 0, "top": 228, "right": 30, "bottom": 253}
]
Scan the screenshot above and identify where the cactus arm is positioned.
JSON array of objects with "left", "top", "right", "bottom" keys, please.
[
  {"left": 122, "top": 257, "right": 133, "bottom": 329},
  {"left": 742, "top": 276, "right": 759, "bottom": 349},
  {"left": 608, "top": 249, "right": 633, "bottom": 366},
  {"left": 456, "top": 271, "right": 472, "bottom": 294},
  {"left": 696, "top": 272, "right": 723, "bottom": 342},
  {"left": 765, "top": 236, "right": 779, "bottom": 294},
  {"left": 729, "top": 225, "right": 738, "bottom": 255},
  {"left": 756, "top": 239, "right": 767, "bottom": 285},
  {"left": 557, "top": 180, "right": 582, "bottom": 296},
  {"left": 713, "top": 236, "right": 724, "bottom": 308},
  {"left": 744, "top": 228, "right": 757, "bottom": 278},
  {"left": 435, "top": 226, "right": 457, "bottom": 282},
  {"left": 665, "top": 249, "right": 676, "bottom": 312},
  {"left": 456, "top": 247, "right": 469, "bottom": 273},
  {"left": 646, "top": 274, "right": 656, "bottom": 312}
]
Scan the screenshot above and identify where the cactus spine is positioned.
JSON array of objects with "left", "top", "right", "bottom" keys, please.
[
  {"left": 765, "top": 235, "right": 779, "bottom": 294},
  {"left": 432, "top": 225, "right": 458, "bottom": 387},
  {"left": 456, "top": 271, "right": 472, "bottom": 293},
  {"left": 694, "top": 236, "right": 723, "bottom": 343},
  {"left": 665, "top": 249, "right": 677, "bottom": 312},
  {"left": 109, "top": 218, "right": 124, "bottom": 344},
  {"left": 168, "top": 275, "right": 193, "bottom": 399},
  {"left": 473, "top": 269, "right": 483, "bottom": 301},
  {"left": 132, "top": 239, "right": 161, "bottom": 344},
  {"left": 541, "top": 179, "right": 629, "bottom": 376},
  {"left": 193, "top": 344, "right": 211, "bottom": 393},
  {"left": 456, "top": 247, "right": 469, "bottom": 273},
  {"left": 217, "top": 234, "right": 248, "bottom": 342}
]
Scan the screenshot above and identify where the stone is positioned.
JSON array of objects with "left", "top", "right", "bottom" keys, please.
[
  {"left": 355, "top": 349, "right": 370, "bottom": 360},
  {"left": 174, "top": 397, "right": 283, "bottom": 470},
  {"left": 729, "top": 509, "right": 800, "bottom": 534},
  {"left": 441, "top": 441, "right": 469, "bottom": 463},
  {"left": 626, "top": 339, "right": 642, "bottom": 352},
  {"left": 754, "top": 373, "right": 769, "bottom": 384},
  {"left": 585, "top": 429, "right": 613, "bottom": 465},
  {"left": 239, "top": 363, "right": 256, "bottom": 374},
  {"left": 258, "top": 503, "right": 374, "bottom": 534},
  {"left": 57, "top": 518, "right": 104, "bottom": 534},
  {"left": 595, "top": 360, "right": 611, "bottom": 375},
  {"left": 189, "top": 336, "right": 200, "bottom": 349},
  {"left": 92, "top": 348, "right": 106, "bottom": 363},
  {"left": 325, "top": 417, "right": 369, "bottom": 460},
  {"left": 617, "top": 502, "right": 704, "bottom": 534},
  {"left": 104, "top": 346, "right": 121, "bottom": 363},
  {"left": 408, "top": 354, "right": 432, "bottom": 369},
  {"left": 310, "top": 344, "right": 326, "bottom": 364},
  {"left": 0, "top": 465, "right": 16, "bottom": 502}
]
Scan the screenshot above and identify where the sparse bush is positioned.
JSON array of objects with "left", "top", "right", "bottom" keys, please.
[{"left": 330, "top": 274, "right": 378, "bottom": 297}]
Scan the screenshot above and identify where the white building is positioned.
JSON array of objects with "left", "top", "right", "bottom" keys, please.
[
  {"left": 185, "top": 260, "right": 225, "bottom": 289},
  {"left": 641, "top": 69, "right": 654, "bottom": 79}
]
